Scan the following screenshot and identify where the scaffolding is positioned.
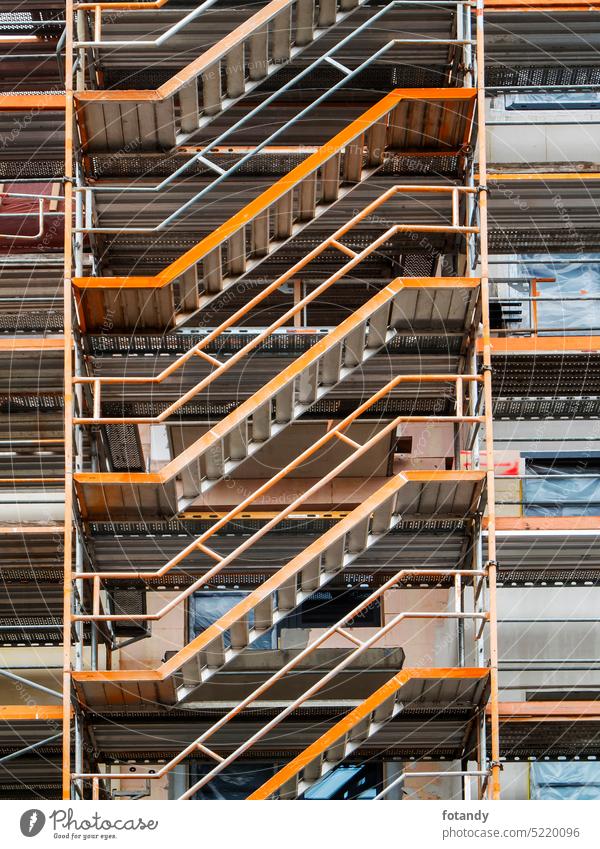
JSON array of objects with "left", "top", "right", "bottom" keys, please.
[
  {"left": 1, "top": 0, "right": 599, "bottom": 802},
  {"left": 57, "top": 0, "right": 500, "bottom": 801}
]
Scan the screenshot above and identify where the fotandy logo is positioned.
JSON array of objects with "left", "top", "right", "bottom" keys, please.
[{"left": 19, "top": 810, "right": 46, "bottom": 837}]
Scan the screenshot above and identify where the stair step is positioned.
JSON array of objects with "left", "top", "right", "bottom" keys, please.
[
  {"left": 304, "top": 753, "right": 324, "bottom": 782},
  {"left": 228, "top": 421, "right": 249, "bottom": 461},
  {"left": 322, "top": 535, "right": 346, "bottom": 571},
  {"left": 300, "top": 555, "right": 322, "bottom": 593},
  {"left": 373, "top": 694, "right": 397, "bottom": 723},
  {"left": 204, "top": 440, "right": 225, "bottom": 480},
  {"left": 230, "top": 614, "right": 250, "bottom": 649},
  {"left": 347, "top": 516, "right": 370, "bottom": 553},
  {"left": 203, "top": 634, "right": 226, "bottom": 668},
  {"left": 252, "top": 401, "right": 272, "bottom": 442},
  {"left": 278, "top": 576, "right": 298, "bottom": 611},
  {"left": 371, "top": 494, "right": 397, "bottom": 534},
  {"left": 249, "top": 24, "right": 269, "bottom": 81},
  {"left": 226, "top": 43, "right": 245, "bottom": 98},
  {"left": 348, "top": 715, "right": 370, "bottom": 743},
  {"left": 275, "top": 381, "right": 295, "bottom": 423},
  {"left": 343, "top": 321, "right": 367, "bottom": 366},
  {"left": 179, "top": 80, "right": 200, "bottom": 133},
  {"left": 280, "top": 774, "right": 299, "bottom": 800},
  {"left": 202, "top": 62, "right": 222, "bottom": 116},
  {"left": 325, "top": 733, "right": 348, "bottom": 763},
  {"left": 254, "top": 595, "right": 275, "bottom": 630},
  {"left": 321, "top": 342, "right": 343, "bottom": 385},
  {"left": 367, "top": 302, "right": 391, "bottom": 348}
]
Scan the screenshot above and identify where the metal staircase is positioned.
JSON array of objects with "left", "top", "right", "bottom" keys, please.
[
  {"left": 74, "top": 271, "right": 480, "bottom": 519},
  {"left": 248, "top": 667, "right": 490, "bottom": 799},
  {"left": 75, "top": 0, "right": 370, "bottom": 152},
  {"left": 74, "top": 88, "right": 475, "bottom": 330},
  {"left": 73, "top": 566, "right": 490, "bottom": 798},
  {"left": 72, "top": 466, "right": 485, "bottom": 706},
  {"left": 63, "top": 0, "right": 502, "bottom": 802}
]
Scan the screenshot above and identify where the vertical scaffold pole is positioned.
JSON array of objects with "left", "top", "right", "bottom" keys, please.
[
  {"left": 63, "top": 0, "right": 75, "bottom": 801},
  {"left": 475, "top": 0, "right": 501, "bottom": 800}
]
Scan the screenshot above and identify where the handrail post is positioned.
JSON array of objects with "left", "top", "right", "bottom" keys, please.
[{"left": 63, "top": 0, "right": 75, "bottom": 803}]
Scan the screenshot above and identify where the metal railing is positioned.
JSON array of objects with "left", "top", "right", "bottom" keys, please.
[
  {"left": 72, "top": 378, "right": 485, "bottom": 619},
  {"left": 75, "top": 0, "right": 220, "bottom": 47},
  {"left": 72, "top": 566, "right": 488, "bottom": 799},
  {"left": 0, "top": 190, "right": 65, "bottom": 241},
  {"left": 73, "top": 185, "right": 480, "bottom": 425}
]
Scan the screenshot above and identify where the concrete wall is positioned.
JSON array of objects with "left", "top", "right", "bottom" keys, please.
[{"left": 487, "top": 96, "right": 600, "bottom": 165}]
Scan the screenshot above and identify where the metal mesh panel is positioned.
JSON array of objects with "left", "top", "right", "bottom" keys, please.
[
  {"left": 0, "top": 394, "right": 63, "bottom": 413},
  {"left": 89, "top": 330, "right": 463, "bottom": 357},
  {"left": 0, "top": 568, "right": 62, "bottom": 582},
  {"left": 0, "top": 311, "right": 62, "bottom": 332},
  {"left": 487, "top": 65, "right": 600, "bottom": 89},
  {"left": 90, "top": 151, "right": 462, "bottom": 181},
  {"left": 0, "top": 159, "right": 64, "bottom": 180},
  {"left": 491, "top": 355, "right": 600, "bottom": 397},
  {"left": 499, "top": 568, "right": 600, "bottom": 586},
  {"left": 383, "top": 154, "right": 461, "bottom": 177},
  {"left": 494, "top": 397, "right": 600, "bottom": 420},
  {"left": 0, "top": 619, "right": 62, "bottom": 646},
  {"left": 499, "top": 723, "right": 600, "bottom": 760},
  {"left": 106, "top": 586, "right": 148, "bottom": 637},
  {"left": 104, "top": 424, "right": 145, "bottom": 472},
  {"left": 90, "top": 151, "right": 312, "bottom": 180},
  {"left": 0, "top": 10, "right": 63, "bottom": 36},
  {"left": 490, "top": 229, "right": 600, "bottom": 253},
  {"left": 102, "top": 394, "right": 454, "bottom": 421}
]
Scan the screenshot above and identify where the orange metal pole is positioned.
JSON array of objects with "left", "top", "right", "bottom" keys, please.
[
  {"left": 478, "top": 335, "right": 600, "bottom": 353},
  {"left": 76, "top": 1, "right": 170, "bottom": 9},
  {"left": 0, "top": 94, "right": 66, "bottom": 111},
  {"left": 531, "top": 278, "right": 539, "bottom": 337},
  {"left": 476, "top": 0, "right": 501, "bottom": 800},
  {"left": 62, "top": 0, "right": 75, "bottom": 801}
]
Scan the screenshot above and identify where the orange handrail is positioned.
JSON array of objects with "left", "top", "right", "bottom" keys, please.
[
  {"left": 248, "top": 667, "right": 489, "bottom": 799},
  {"left": 73, "top": 187, "right": 478, "bottom": 425},
  {"left": 75, "top": 0, "right": 299, "bottom": 100},
  {"left": 74, "top": 278, "right": 480, "bottom": 484},
  {"left": 73, "top": 88, "right": 476, "bottom": 290}
]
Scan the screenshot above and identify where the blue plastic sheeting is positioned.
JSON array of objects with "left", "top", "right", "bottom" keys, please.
[
  {"left": 520, "top": 255, "right": 600, "bottom": 335},
  {"left": 304, "top": 764, "right": 379, "bottom": 799},
  {"left": 531, "top": 763, "right": 600, "bottom": 800},
  {"left": 523, "top": 460, "right": 600, "bottom": 517}
]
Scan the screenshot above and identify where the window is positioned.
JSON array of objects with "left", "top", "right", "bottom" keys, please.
[
  {"left": 281, "top": 587, "right": 382, "bottom": 629},
  {"left": 304, "top": 763, "right": 381, "bottom": 800},
  {"left": 520, "top": 255, "right": 600, "bottom": 335},
  {"left": 504, "top": 92, "right": 600, "bottom": 111},
  {"left": 190, "top": 761, "right": 382, "bottom": 800},
  {"left": 523, "top": 456, "right": 600, "bottom": 517},
  {"left": 190, "top": 587, "right": 382, "bottom": 652},
  {"left": 190, "top": 591, "right": 276, "bottom": 649},
  {"left": 491, "top": 254, "right": 600, "bottom": 335},
  {"left": 190, "top": 762, "right": 276, "bottom": 800}
]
